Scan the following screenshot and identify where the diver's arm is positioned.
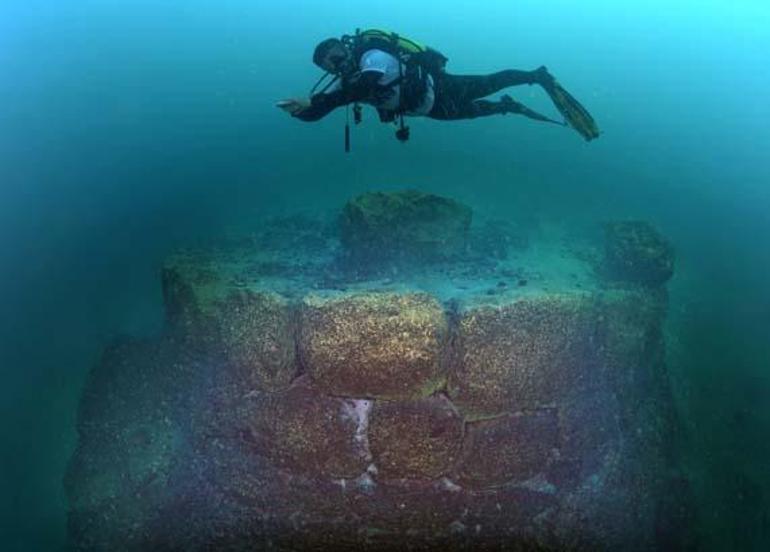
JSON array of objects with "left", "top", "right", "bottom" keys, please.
[
  {"left": 291, "top": 71, "right": 383, "bottom": 122},
  {"left": 291, "top": 92, "right": 345, "bottom": 122}
]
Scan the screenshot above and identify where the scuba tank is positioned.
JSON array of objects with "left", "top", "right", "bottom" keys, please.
[
  {"left": 310, "top": 29, "right": 448, "bottom": 151},
  {"left": 344, "top": 28, "right": 448, "bottom": 142}
]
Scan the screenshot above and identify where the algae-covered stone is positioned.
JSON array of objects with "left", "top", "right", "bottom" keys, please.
[
  {"left": 298, "top": 291, "right": 448, "bottom": 400},
  {"left": 455, "top": 409, "right": 559, "bottom": 490},
  {"left": 604, "top": 221, "right": 674, "bottom": 286},
  {"left": 68, "top": 206, "right": 691, "bottom": 550},
  {"left": 594, "top": 289, "right": 676, "bottom": 473},
  {"left": 162, "top": 253, "right": 296, "bottom": 392},
  {"left": 65, "top": 339, "right": 186, "bottom": 551},
  {"left": 339, "top": 190, "right": 472, "bottom": 270},
  {"left": 549, "top": 390, "right": 620, "bottom": 493},
  {"left": 449, "top": 293, "right": 598, "bottom": 419},
  {"left": 368, "top": 395, "right": 463, "bottom": 480},
  {"left": 597, "top": 289, "right": 668, "bottom": 404},
  {"left": 237, "top": 379, "right": 370, "bottom": 478}
]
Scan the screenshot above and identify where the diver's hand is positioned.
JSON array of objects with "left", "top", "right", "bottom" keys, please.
[{"left": 276, "top": 98, "right": 310, "bottom": 115}]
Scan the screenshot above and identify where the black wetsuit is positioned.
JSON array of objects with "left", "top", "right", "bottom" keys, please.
[
  {"left": 429, "top": 70, "right": 539, "bottom": 120},
  {"left": 295, "top": 72, "right": 383, "bottom": 122},
  {"left": 294, "top": 63, "right": 540, "bottom": 123}
]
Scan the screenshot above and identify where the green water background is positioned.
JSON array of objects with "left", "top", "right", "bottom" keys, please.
[{"left": 1, "top": 0, "right": 768, "bottom": 549}]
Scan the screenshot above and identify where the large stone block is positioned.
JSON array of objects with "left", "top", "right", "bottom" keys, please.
[
  {"left": 298, "top": 291, "right": 448, "bottom": 400},
  {"left": 449, "top": 292, "right": 598, "bottom": 419},
  {"left": 454, "top": 409, "right": 560, "bottom": 490},
  {"left": 339, "top": 190, "right": 472, "bottom": 271},
  {"left": 368, "top": 395, "right": 463, "bottom": 480},
  {"left": 237, "top": 379, "right": 370, "bottom": 478},
  {"left": 596, "top": 288, "right": 668, "bottom": 403},
  {"left": 603, "top": 221, "right": 674, "bottom": 286},
  {"left": 65, "top": 339, "right": 187, "bottom": 551},
  {"left": 162, "top": 253, "right": 296, "bottom": 392}
]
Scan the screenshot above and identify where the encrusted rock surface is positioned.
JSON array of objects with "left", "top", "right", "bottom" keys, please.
[
  {"left": 65, "top": 338, "right": 194, "bottom": 550},
  {"left": 237, "top": 379, "right": 371, "bottom": 478},
  {"left": 368, "top": 395, "right": 463, "bottom": 479},
  {"left": 454, "top": 409, "right": 559, "bottom": 490},
  {"left": 162, "top": 253, "right": 297, "bottom": 392},
  {"left": 604, "top": 220, "right": 675, "bottom": 286},
  {"left": 448, "top": 292, "right": 597, "bottom": 420},
  {"left": 298, "top": 291, "right": 448, "bottom": 400},
  {"left": 66, "top": 197, "right": 690, "bottom": 551},
  {"left": 339, "top": 190, "right": 473, "bottom": 272}
]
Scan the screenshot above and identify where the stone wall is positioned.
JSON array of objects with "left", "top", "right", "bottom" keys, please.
[{"left": 65, "top": 203, "right": 689, "bottom": 550}]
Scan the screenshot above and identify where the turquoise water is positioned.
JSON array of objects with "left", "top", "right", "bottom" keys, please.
[{"left": 1, "top": 0, "right": 768, "bottom": 549}]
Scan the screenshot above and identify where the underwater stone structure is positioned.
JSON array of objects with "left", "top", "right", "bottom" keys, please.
[
  {"left": 603, "top": 221, "right": 675, "bottom": 286},
  {"left": 339, "top": 190, "right": 472, "bottom": 273},
  {"left": 65, "top": 193, "right": 690, "bottom": 551}
]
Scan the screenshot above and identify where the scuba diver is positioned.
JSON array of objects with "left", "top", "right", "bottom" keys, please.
[{"left": 277, "top": 29, "right": 600, "bottom": 149}]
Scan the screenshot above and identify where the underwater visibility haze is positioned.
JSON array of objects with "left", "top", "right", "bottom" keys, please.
[{"left": 1, "top": 0, "right": 769, "bottom": 550}]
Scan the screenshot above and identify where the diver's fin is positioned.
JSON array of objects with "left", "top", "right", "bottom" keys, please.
[
  {"left": 538, "top": 69, "right": 601, "bottom": 141},
  {"left": 501, "top": 94, "right": 566, "bottom": 127}
]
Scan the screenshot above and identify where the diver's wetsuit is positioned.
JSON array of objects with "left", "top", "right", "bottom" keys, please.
[
  {"left": 428, "top": 70, "right": 539, "bottom": 120},
  {"left": 294, "top": 44, "right": 599, "bottom": 140},
  {"left": 294, "top": 49, "right": 553, "bottom": 122},
  {"left": 295, "top": 72, "right": 385, "bottom": 122},
  {"left": 294, "top": 50, "right": 542, "bottom": 123}
]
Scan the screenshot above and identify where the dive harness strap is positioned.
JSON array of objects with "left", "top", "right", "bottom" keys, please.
[
  {"left": 336, "top": 29, "right": 414, "bottom": 150},
  {"left": 310, "top": 71, "right": 339, "bottom": 96},
  {"left": 393, "top": 32, "right": 410, "bottom": 143}
]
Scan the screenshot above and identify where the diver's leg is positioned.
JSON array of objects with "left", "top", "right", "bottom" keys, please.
[
  {"left": 429, "top": 69, "right": 554, "bottom": 121},
  {"left": 428, "top": 98, "right": 509, "bottom": 121},
  {"left": 429, "top": 94, "right": 566, "bottom": 123},
  {"left": 442, "top": 69, "right": 544, "bottom": 102}
]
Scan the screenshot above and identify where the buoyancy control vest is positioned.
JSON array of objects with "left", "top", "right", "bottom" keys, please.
[
  {"left": 311, "top": 29, "right": 449, "bottom": 149},
  {"left": 342, "top": 28, "right": 448, "bottom": 116}
]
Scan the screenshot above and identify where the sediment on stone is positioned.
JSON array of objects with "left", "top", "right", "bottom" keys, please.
[
  {"left": 298, "top": 291, "right": 449, "bottom": 400},
  {"left": 67, "top": 197, "right": 690, "bottom": 550}
]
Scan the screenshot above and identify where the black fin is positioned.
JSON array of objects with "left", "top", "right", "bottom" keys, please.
[{"left": 542, "top": 80, "right": 601, "bottom": 141}]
